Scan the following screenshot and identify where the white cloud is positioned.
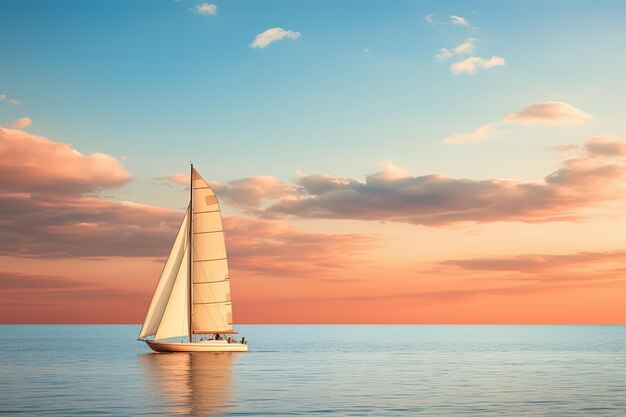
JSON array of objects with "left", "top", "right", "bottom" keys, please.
[
  {"left": 425, "top": 14, "right": 441, "bottom": 27},
  {"left": 443, "top": 123, "right": 501, "bottom": 144},
  {"left": 450, "top": 15, "right": 469, "bottom": 26},
  {"left": 250, "top": 27, "right": 301, "bottom": 49},
  {"left": 10, "top": 117, "right": 33, "bottom": 130},
  {"left": 435, "top": 38, "right": 477, "bottom": 61},
  {"left": 364, "top": 48, "right": 370, "bottom": 53},
  {"left": 0, "top": 95, "right": 19, "bottom": 105},
  {"left": 373, "top": 161, "right": 412, "bottom": 180},
  {"left": 191, "top": 3, "right": 217, "bottom": 15},
  {"left": 450, "top": 55, "right": 505, "bottom": 74}
]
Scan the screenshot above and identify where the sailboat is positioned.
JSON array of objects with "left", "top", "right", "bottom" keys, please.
[{"left": 138, "top": 165, "right": 248, "bottom": 352}]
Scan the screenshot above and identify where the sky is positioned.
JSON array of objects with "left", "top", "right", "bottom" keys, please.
[{"left": 1, "top": 0, "right": 626, "bottom": 324}]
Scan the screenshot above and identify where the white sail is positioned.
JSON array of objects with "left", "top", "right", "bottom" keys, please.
[
  {"left": 155, "top": 243, "right": 190, "bottom": 340},
  {"left": 191, "top": 169, "right": 235, "bottom": 334},
  {"left": 139, "top": 208, "right": 190, "bottom": 339}
]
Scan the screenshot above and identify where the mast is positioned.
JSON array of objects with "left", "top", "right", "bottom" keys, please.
[{"left": 188, "top": 163, "right": 193, "bottom": 343}]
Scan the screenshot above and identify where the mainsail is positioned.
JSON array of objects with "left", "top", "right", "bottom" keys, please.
[
  {"left": 138, "top": 168, "right": 235, "bottom": 341},
  {"left": 191, "top": 169, "right": 234, "bottom": 335}
]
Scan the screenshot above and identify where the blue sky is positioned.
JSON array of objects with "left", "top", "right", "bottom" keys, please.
[{"left": 2, "top": 0, "right": 626, "bottom": 208}]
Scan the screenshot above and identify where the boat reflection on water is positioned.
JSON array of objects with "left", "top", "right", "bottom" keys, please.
[{"left": 139, "top": 352, "right": 236, "bottom": 416}]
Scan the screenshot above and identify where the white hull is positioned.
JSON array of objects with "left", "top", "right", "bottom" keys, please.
[{"left": 145, "top": 339, "right": 248, "bottom": 353}]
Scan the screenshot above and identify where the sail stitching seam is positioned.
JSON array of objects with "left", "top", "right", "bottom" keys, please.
[
  {"left": 193, "top": 242, "right": 229, "bottom": 331},
  {"left": 193, "top": 257, "right": 227, "bottom": 262}
]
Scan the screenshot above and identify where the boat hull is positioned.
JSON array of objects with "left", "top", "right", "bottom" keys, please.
[{"left": 145, "top": 340, "right": 248, "bottom": 353}]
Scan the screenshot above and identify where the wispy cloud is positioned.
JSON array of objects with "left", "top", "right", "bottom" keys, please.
[
  {"left": 450, "top": 15, "right": 469, "bottom": 26},
  {"left": 435, "top": 38, "right": 477, "bottom": 61},
  {"left": 425, "top": 14, "right": 470, "bottom": 27},
  {"left": 442, "top": 123, "right": 501, "bottom": 144},
  {"left": 10, "top": 117, "right": 32, "bottom": 129},
  {"left": 450, "top": 55, "right": 505, "bottom": 74},
  {"left": 158, "top": 172, "right": 191, "bottom": 186},
  {"left": 424, "top": 14, "right": 441, "bottom": 27},
  {"left": 191, "top": 3, "right": 217, "bottom": 15},
  {"left": 546, "top": 144, "right": 580, "bottom": 154},
  {"left": 225, "top": 216, "right": 376, "bottom": 277},
  {"left": 250, "top": 27, "right": 301, "bottom": 49},
  {"left": 444, "top": 101, "right": 593, "bottom": 143},
  {"left": 441, "top": 250, "right": 626, "bottom": 274},
  {"left": 211, "top": 175, "right": 296, "bottom": 212},
  {"left": 0, "top": 94, "right": 20, "bottom": 105},
  {"left": 584, "top": 135, "right": 626, "bottom": 156}
]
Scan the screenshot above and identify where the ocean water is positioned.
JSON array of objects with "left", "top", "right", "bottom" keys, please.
[{"left": 0, "top": 325, "right": 625, "bottom": 416}]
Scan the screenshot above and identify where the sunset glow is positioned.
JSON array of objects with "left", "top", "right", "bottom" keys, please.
[{"left": 1, "top": 0, "right": 625, "bottom": 324}]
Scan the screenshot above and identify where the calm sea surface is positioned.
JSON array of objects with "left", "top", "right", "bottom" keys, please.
[{"left": 0, "top": 325, "right": 625, "bottom": 416}]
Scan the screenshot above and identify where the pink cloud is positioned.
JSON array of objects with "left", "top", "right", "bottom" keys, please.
[
  {"left": 504, "top": 101, "right": 592, "bottom": 125},
  {"left": 0, "top": 127, "right": 180, "bottom": 257},
  {"left": 213, "top": 176, "right": 297, "bottom": 212},
  {"left": 443, "top": 123, "right": 501, "bottom": 144},
  {"left": 224, "top": 216, "right": 377, "bottom": 277},
  {"left": 440, "top": 250, "right": 626, "bottom": 274},
  {"left": 160, "top": 172, "right": 191, "bottom": 186},
  {"left": 217, "top": 136, "right": 626, "bottom": 226},
  {"left": 0, "top": 127, "right": 130, "bottom": 194},
  {"left": 10, "top": 117, "right": 32, "bottom": 129},
  {"left": 0, "top": 127, "right": 376, "bottom": 266},
  {"left": 445, "top": 101, "right": 593, "bottom": 144},
  {"left": 584, "top": 135, "right": 626, "bottom": 156}
]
